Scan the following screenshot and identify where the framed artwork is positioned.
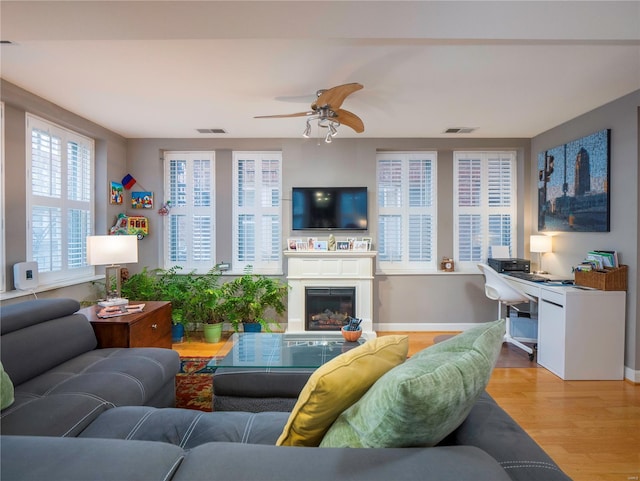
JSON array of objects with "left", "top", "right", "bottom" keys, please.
[
  {"left": 306, "top": 237, "right": 317, "bottom": 250},
  {"left": 287, "top": 238, "right": 301, "bottom": 250},
  {"left": 361, "top": 237, "right": 372, "bottom": 250},
  {"left": 314, "top": 240, "right": 328, "bottom": 251},
  {"left": 353, "top": 240, "right": 368, "bottom": 251},
  {"left": 336, "top": 240, "right": 350, "bottom": 251},
  {"left": 296, "top": 241, "right": 309, "bottom": 251},
  {"left": 538, "top": 129, "right": 610, "bottom": 232},
  {"left": 110, "top": 181, "right": 123, "bottom": 205},
  {"left": 131, "top": 191, "right": 153, "bottom": 209}
]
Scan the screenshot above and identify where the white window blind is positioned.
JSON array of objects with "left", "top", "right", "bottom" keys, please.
[
  {"left": 454, "top": 151, "right": 516, "bottom": 269},
  {"left": 232, "top": 151, "right": 282, "bottom": 274},
  {"left": 163, "top": 151, "right": 215, "bottom": 272},
  {"left": 26, "top": 114, "right": 94, "bottom": 285},
  {"left": 376, "top": 152, "right": 437, "bottom": 273}
]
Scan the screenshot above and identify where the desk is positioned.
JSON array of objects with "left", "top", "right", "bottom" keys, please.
[{"left": 502, "top": 275, "right": 626, "bottom": 380}]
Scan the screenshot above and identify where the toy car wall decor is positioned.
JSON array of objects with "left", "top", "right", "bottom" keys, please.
[{"left": 110, "top": 213, "right": 149, "bottom": 239}]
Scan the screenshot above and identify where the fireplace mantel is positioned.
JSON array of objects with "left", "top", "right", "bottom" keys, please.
[{"left": 285, "top": 251, "right": 376, "bottom": 337}]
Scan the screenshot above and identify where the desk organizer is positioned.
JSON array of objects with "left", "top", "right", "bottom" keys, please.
[{"left": 574, "top": 265, "right": 628, "bottom": 291}]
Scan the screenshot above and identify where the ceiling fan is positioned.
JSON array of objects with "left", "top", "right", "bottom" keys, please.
[{"left": 255, "top": 83, "right": 364, "bottom": 142}]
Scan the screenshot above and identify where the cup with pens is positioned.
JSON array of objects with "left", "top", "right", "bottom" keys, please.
[{"left": 342, "top": 316, "right": 363, "bottom": 342}]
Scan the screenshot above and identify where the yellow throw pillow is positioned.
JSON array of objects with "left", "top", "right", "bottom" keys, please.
[{"left": 276, "top": 335, "right": 408, "bottom": 447}]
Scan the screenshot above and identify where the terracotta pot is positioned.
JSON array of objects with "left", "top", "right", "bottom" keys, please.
[{"left": 341, "top": 326, "right": 362, "bottom": 342}]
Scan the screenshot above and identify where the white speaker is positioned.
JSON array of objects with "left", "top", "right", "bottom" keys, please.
[{"left": 14, "top": 261, "right": 39, "bottom": 290}]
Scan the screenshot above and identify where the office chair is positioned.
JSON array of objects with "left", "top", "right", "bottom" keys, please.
[{"left": 477, "top": 263, "right": 537, "bottom": 360}]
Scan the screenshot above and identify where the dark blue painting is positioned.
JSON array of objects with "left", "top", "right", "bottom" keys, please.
[{"left": 538, "top": 129, "right": 610, "bottom": 232}]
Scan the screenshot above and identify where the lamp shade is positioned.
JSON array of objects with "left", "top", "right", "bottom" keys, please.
[
  {"left": 87, "top": 235, "right": 138, "bottom": 266},
  {"left": 530, "top": 235, "right": 552, "bottom": 254}
]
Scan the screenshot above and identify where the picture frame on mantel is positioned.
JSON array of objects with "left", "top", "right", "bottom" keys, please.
[{"left": 538, "top": 128, "right": 610, "bottom": 232}]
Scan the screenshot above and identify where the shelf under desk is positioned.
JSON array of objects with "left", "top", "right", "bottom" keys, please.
[{"left": 502, "top": 274, "right": 626, "bottom": 380}]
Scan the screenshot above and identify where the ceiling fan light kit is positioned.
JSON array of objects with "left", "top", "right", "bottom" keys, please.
[{"left": 255, "top": 83, "right": 364, "bottom": 143}]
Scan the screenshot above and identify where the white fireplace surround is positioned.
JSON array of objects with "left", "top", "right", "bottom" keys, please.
[{"left": 285, "top": 251, "right": 377, "bottom": 338}]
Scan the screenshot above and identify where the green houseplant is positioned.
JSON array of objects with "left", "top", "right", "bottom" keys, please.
[{"left": 221, "top": 266, "right": 289, "bottom": 333}]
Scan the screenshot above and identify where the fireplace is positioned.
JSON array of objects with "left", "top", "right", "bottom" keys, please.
[
  {"left": 285, "top": 250, "right": 376, "bottom": 337},
  {"left": 306, "top": 287, "right": 355, "bottom": 331}
]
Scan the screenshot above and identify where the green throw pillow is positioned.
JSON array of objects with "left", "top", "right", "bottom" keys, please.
[
  {"left": 1, "top": 361, "right": 15, "bottom": 410},
  {"left": 320, "top": 319, "right": 505, "bottom": 448}
]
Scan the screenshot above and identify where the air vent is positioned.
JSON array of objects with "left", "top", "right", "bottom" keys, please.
[
  {"left": 197, "top": 128, "right": 227, "bottom": 134},
  {"left": 444, "top": 127, "right": 476, "bottom": 134}
]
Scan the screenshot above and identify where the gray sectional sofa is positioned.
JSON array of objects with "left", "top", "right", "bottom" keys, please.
[{"left": 0, "top": 298, "right": 572, "bottom": 481}]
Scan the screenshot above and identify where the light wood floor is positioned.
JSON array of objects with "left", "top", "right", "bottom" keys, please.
[{"left": 173, "top": 331, "right": 640, "bottom": 481}]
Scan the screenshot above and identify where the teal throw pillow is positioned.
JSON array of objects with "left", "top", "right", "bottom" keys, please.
[
  {"left": 320, "top": 319, "right": 505, "bottom": 448},
  {"left": 1, "top": 361, "right": 15, "bottom": 410}
]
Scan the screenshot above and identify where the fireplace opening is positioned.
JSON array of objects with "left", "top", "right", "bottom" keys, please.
[{"left": 305, "top": 287, "right": 356, "bottom": 331}]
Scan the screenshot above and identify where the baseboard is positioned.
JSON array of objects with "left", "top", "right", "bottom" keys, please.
[
  {"left": 624, "top": 366, "right": 640, "bottom": 383},
  {"left": 374, "top": 322, "right": 483, "bottom": 332}
]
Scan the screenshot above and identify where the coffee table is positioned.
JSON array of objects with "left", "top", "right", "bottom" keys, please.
[
  {"left": 207, "top": 332, "right": 369, "bottom": 412},
  {"left": 207, "top": 332, "right": 367, "bottom": 369}
]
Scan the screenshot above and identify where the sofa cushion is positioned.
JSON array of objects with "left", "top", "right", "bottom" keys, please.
[
  {"left": 173, "top": 443, "right": 512, "bottom": 481},
  {"left": 14, "top": 347, "right": 180, "bottom": 407},
  {"left": 1, "top": 392, "right": 112, "bottom": 436},
  {"left": 320, "top": 320, "right": 505, "bottom": 448},
  {"left": 1, "top": 435, "right": 185, "bottom": 481},
  {"left": 0, "top": 298, "right": 81, "bottom": 335},
  {"left": 0, "top": 362, "right": 14, "bottom": 409},
  {"left": 277, "top": 335, "right": 408, "bottom": 447},
  {"left": 80, "top": 406, "right": 289, "bottom": 448},
  {"left": 0, "top": 313, "right": 97, "bottom": 385}
]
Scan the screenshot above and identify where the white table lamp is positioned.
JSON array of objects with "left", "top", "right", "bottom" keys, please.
[
  {"left": 87, "top": 235, "right": 138, "bottom": 307},
  {"left": 530, "top": 235, "right": 552, "bottom": 274}
]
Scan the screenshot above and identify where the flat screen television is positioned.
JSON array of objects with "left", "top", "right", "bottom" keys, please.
[{"left": 292, "top": 187, "right": 368, "bottom": 231}]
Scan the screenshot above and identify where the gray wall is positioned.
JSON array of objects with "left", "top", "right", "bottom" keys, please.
[
  {"left": 126, "top": 137, "right": 531, "bottom": 330},
  {"left": 531, "top": 90, "right": 640, "bottom": 374},
  {"left": 1, "top": 80, "right": 128, "bottom": 303}
]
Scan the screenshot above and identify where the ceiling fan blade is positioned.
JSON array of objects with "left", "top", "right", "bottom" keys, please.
[
  {"left": 334, "top": 109, "right": 365, "bottom": 133},
  {"left": 254, "top": 111, "right": 313, "bottom": 119},
  {"left": 312, "top": 83, "right": 363, "bottom": 111}
]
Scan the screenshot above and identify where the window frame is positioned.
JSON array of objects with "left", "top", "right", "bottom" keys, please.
[
  {"left": 453, "top": 151, "right": 517, "bottom": 272},
  {"left": 376, "top": 151, "right": 438, "bottom": 274},
  {"left": 162, "top": 151, "right": 216, "bottom": 273},
  {"left": 231, "top": 151, "right": 283, "bottom": 275},
  {"left": 25, "top": 114, "right": 95, "bottom": 286}
]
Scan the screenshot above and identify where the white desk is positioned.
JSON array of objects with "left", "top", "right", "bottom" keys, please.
[{"left": 502, "top": 275, "right": 626, "bottom": 380}]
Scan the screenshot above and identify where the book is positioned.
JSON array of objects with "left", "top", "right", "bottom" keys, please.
[{"left": 97, "top": 303, "right": 145, "bottom": 318}]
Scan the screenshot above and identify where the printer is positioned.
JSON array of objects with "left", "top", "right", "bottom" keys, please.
[{"left": 487, "top": 258, "right": 530, "bottom": 273}]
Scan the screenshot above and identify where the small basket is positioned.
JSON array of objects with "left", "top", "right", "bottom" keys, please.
[{"left": 574, "top": 265, "right": 628, "bottom": 291}]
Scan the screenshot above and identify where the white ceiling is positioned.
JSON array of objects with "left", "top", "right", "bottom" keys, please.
[{"left": 1, "top": 1, "right": 639, "bottom": 139}]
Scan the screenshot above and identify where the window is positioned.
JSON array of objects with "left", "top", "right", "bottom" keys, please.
[
  {"left": 163, "top": 151, "right": 215, "bottom": 273},
  {"left": 232, "top": 151, "right": 282, "bottom": 274},
  {"left": 376, "top": 152, "right": 437, "bottom": 273},
  {"left": 453, "top": 151, "right": 516, "bottom": 270},
  {"left": 26, "top": 114, "right": 94, "bottom": 285}
]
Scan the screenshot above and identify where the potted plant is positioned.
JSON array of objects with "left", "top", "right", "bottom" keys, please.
[
  {"left": 202, "top": 283, "right": 230, "bottom": 343},
  {"left": 221, "top": 266, "right": 289, "bottom": 333}
]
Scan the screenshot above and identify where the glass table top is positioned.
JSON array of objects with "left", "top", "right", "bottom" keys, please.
[{"left": 207, "top": 332, "right": 367, "bottom": 369}]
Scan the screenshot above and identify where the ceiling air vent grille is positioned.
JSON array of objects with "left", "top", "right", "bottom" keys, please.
[
  {"left": 444, "top": 127, "right": 476, "bottom": 134},
  {"left": 197, "top": 128, "right": 227, "bottom": 134}
]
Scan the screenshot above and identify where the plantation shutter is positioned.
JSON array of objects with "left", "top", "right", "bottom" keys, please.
[
  {"left": 454, "top": 151, "right": 516, "bottom": 269},
  {"left": 164, "top": 151, "right": 215, "bottom": 272},
  {"left": 233, "top": 152, "right": 282, "bottom": 274},
  {"left": 27, "top": 115, "right": 94, "bottom": 284},
  {"left": 377, "top": 152, "right": 437, "bottom": 273}
]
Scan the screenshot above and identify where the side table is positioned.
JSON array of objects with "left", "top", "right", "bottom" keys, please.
[{"left": 80, "top": 301, "right": 172, "bottom": 349}]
